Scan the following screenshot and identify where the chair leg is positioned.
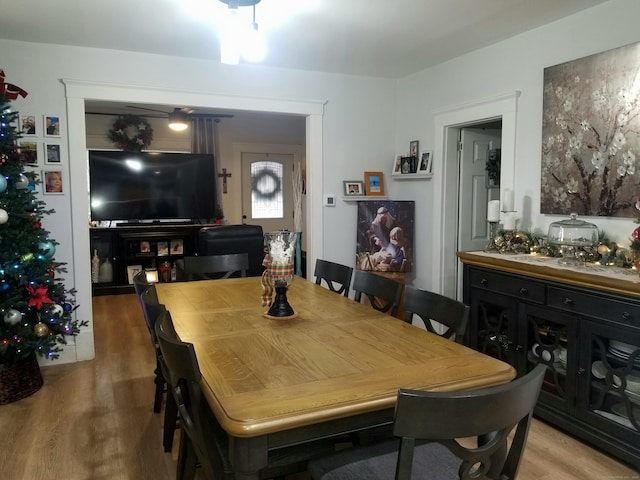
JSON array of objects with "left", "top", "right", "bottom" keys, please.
[
  {"left": 153, "top": 360, "right": 165, "bottom": 413},
  {"left": 177, "top": 431, "right": 198, "bottom": 480},
  {"left": 163, "top": 392, "right": 178, "bottom": 452}
]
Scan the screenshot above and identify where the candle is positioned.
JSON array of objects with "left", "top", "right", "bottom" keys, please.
[
  {"left": 487, "top": 200, "right": 500, "bottom": 222},
  {"left": 502, "top": 212, "right": 516, "bottom": 230},
  {"left": 502, "top": 189, "right": 514, "bottom": 212}
]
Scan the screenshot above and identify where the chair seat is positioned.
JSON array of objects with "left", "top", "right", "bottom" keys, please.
[{"left": 308, "top": 439, "right": 459, "bottom": 480}]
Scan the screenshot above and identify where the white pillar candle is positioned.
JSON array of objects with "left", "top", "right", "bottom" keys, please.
[
  {"left": 502, "top": 212, "right": 516, "bottom": 230},
  {"left": 487, "top": 200, "right": 500, "bottom": 222},
  {"left": 502, "top": 189, "right": 514, "bottom": 212}
]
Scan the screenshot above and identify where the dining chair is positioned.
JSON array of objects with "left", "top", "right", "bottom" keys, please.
[
  {"left": 155, "top": 310, "right": 235, "bottom": 480},
  {"left": 314, "top": 259, "right": 353, "bottom": 297},
  {"left": 140, "top": 285, "right": 177, "bottom": 453},
  {"left": 402, "top": 285, "right": 470, "bottom": 344},
  {"left": 352, "top": 270, "right": 403, "bottom": 317},
  {"left": 175, "top": 253, "right": 249, "bottom": 281},
  {"left": 307, "top": 364, "right": 546, "bottom": 480},
  {"left": 132, "top": 269, "right": 150, "bottom": 304}
]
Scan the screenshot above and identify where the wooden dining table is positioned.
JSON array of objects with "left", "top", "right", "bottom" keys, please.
[{"left": 156, "top": 276, "right": 515, "bottom": 480}]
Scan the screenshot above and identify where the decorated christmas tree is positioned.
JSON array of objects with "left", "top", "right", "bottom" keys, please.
[{"left": 0, "top": 71, "right": 86, "bottom": 369}]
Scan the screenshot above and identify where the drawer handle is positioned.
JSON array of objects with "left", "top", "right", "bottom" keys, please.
[
  {"left": 622, "top": 312, "right": 631, "bottom": 320},
  {"left": 519, "top": 287, "right": 528, "bottom": 295},
  {"left": 563, "top": 297, "right": 573, "bottom": 306},
  {"left": 480, "top": 278, "right": 488, "bottom": 286}
]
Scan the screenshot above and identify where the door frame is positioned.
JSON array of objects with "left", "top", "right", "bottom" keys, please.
[{"left": 432, "top": 92, "right": 520, "bottom": 300}]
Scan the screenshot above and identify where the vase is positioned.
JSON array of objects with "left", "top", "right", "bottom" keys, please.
[
  {"left": 263, "top": 231, "right": 299, "bottom": 319},
  {"left": 0, "top": 353, "right": 43, "bottom": 405}
]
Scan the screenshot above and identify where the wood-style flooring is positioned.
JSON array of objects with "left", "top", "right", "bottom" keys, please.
[{"left": 0, "top": 293, "right": 637, "bottom": 479}]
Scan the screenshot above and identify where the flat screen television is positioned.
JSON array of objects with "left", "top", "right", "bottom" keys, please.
[{"left": 88, "top": 150, "right": 217, "bottom": 223}]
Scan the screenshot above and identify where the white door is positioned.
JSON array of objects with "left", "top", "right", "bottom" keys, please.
[
  {"left": 458, "top": 128, "right": 501, "bottom": 252},
  {"left": 241, "top": 152, "right": 295, "bottom": 234}
]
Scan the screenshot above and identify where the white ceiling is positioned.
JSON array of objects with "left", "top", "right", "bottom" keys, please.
[{"left": 0, "top": 0, "right": 608, "bottom": 78}]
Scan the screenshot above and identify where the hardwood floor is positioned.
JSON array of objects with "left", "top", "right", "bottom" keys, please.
[{"left": 0, "top": 293, "right": 637, "bottom": 479}]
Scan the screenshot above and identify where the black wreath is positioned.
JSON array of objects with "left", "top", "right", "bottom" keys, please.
[
  {"left": 252, "top": 169, "right": 281, "bottom": 200},
  {"left": 107, "top": 115, "right": 153, "bottom": 151}
]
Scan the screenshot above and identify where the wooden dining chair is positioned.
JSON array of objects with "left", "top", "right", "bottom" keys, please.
[
  {"left": 308, "top": 364, "right": 546, "bottom": 480},
  {"left": 155, "top": 310, "right": 235, "bottom": 480},
  {"left": 314, "top": 259, "right": 353, "bottom": 297},
  {"left": 132, "top": 269, "right": 151, "bottom": 304},
  {"left": 175, "top": 253, "right": 249, "bottom": 281},
  {"left": 402, "top": 285, "right": 470, "bottom": 344},
  {"left": 139, "top": 285, "right": 178, "bottom": 453},
  {"left": 352, "top": 270, "right": 403, "bottom": 317}
]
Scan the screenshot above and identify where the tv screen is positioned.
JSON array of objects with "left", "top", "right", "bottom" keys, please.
[{"left": 88, "top": 150, "right": 217, "bottom": 222}]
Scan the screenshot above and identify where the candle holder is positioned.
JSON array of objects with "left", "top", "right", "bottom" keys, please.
[
  {"left": 262, "top": 231, "right": 299, "bottom": 320},
  {"left": 485, "top": 221, "right": 500, "bottom": 252}
]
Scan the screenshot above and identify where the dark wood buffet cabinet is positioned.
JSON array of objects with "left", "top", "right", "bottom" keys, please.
[{"left": 458, "top": 251, "right": 640, "bottom": 469}]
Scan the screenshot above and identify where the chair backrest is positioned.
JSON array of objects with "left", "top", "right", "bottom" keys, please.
[
  {"left": 402, "top": 285, "right": 470, "bottom": 344},
  {"left": 352, "top": 270, "right": 403, "bottom": 317},
  {"left": 132, "top": 269, "right": 150, "bottom": 303},
  {"left": 139, "top": 284, "right": 165, "bottom": 344},
  {"left": 392, "top": 364, "right": 546, "bottom": 480},
  {"left": 314, "top": 259, "right": 353, "bottom": 298},
  {"left": 176, "top": 253, "right": 249, "bottom": 281},
  {"left": 155, "top": 310, "right": 233, "bottom": 479},
  {"left": 198, "top": 224, "right": 265, "bottom": 277}
]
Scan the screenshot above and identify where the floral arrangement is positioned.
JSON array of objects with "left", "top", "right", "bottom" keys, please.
[{"left": 107, "top": 115, "right": 153, "bottom": 151}]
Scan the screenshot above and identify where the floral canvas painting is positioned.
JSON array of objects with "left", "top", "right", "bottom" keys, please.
[{"left": 541, "top": 42, "right": 640, "bottom": 217}]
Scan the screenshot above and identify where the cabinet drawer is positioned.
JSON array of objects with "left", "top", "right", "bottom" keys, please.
[
  {"left": 548, "top": 286, "right": 640, "bottom": 327},
  {"left": 469, "top": 269, "right": 545, "bottom": 304}
]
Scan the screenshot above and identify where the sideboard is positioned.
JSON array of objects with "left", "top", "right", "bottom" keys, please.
[{"left": 458, "top": 251, "right": 640, "bottom": 469}]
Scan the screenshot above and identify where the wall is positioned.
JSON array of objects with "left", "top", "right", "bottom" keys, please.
[{"left": 392, "top": 0, "right": 640, "bottom": 291}]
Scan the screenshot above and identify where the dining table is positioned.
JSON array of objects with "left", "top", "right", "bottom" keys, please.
[{"left": 156, "top": 276, "right": 516, "bottom": 480}]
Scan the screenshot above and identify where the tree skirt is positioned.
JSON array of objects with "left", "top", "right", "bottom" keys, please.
[{"left": 0, "top": 353, "right": 43, "bottom": 405}]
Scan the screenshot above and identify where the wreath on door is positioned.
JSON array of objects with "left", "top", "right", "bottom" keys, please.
[{"left": 107, "top": 115, "right": 153, "bottom": 151}]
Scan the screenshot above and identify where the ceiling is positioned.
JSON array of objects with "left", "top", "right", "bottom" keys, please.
[{"left": 0, "top": 0, "right": 608, "bottom": 79}]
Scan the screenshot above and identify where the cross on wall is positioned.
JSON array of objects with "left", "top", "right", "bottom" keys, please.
[{"left": 218, "top": 168, "right": 232, "bottom": 194}]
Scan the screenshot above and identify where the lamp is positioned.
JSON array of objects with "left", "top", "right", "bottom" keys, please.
[
  {"left": 168, "top": 108, "right": 189, "bottom": 131},
  {"left": 219, "top": 0, "right": 265, "bottom": 65}
]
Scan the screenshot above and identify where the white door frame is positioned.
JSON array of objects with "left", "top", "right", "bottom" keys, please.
[
  {"left": 432, "top": 92, "right": 520, "bottom": 299},
  {"left": 62, "top": 79, "right": 325, "bottom": 361}
]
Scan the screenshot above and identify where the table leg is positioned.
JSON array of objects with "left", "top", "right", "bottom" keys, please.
[{"left": 230, "top": 435, "right": 268, "bottom": 480}]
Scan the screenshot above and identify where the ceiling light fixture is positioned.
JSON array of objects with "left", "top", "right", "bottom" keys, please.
[
  {"left": 168, "top": 108, "right": 189, "bottom": 131},
  {"left": 219, "top": 0, "right": 265, "bottom": 65}
]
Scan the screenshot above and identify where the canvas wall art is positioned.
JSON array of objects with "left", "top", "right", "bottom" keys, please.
[
  {"left": 356, "top": 200, "right": 415, "bottom": 273},
  {"left": 540, "top": 41, "right": 640, "bottom": 217}
]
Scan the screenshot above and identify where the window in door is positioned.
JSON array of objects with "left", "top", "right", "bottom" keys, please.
[{"left": 251, "top": 160, "right": 283, "bottom": 219}]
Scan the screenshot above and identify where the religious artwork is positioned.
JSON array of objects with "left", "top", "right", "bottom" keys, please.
[
  {"left": 356, "top": 200, "right": 415, "bottom": 273},
  {"left": 540, "top": 41, "right": 640, "bottom": 217}
]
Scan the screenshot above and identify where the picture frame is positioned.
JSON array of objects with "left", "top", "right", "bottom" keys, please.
[
  {"left": 42, "top": 169, "right": 63, "bottom": 194},
  {"left": 127, "top": 265, "right": 143, "bottom": 284},
  {"left": 157, "top": 241, "right": 169, "bottom": 256},
  {"left": 409, "top": 140, "right": 419, "bottom": 159},
  {"left": 18, "top": 140, "right": 38, "bottom": 166},
  {"left": 364, "top": 171, "right": 385, "bottom": 196},
  {"left": 44, "top": 143, "right": 61, "bottom": 164},
  {"left": 170, "top": 239, "right": 184, "bottom": 255},
  {"left": 19, "top": 114, "right": 37, "bottom": 136},
  {"left": 418, "top": 151, "right": 433, "bottom": 174},
  {"left": 391, "top": 156, "right": 403, "bottom": 176},
  {"left": 43, "top": 115, "right": 61, "bottom": 137},
  {"left": 343, "top": 180, "right": 364, "bottom": 196},
  {"left": 140, "top": 241, "right": 151, "bottom": 253}
]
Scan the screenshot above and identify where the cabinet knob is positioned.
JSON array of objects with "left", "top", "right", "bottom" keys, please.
[
  {"left": 563, "top": 297, "right": 573, "bottom": 305},
  {"left": 577, "top": 368, "right": 586, "bottom": 375},
  {"left": 622, "top": 312, "right": 631, "bottom": 320},
  {"left": 480, "top": 278, "right": 488, "bottom": 286},
  {"left": 519, "top": 287, "right": 528, "bottom": 295}
]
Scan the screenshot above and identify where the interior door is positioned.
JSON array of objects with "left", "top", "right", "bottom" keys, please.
[
  {"left": 458, "top": 127, "right": 501, "bottom": 252},
  {"left": 241, "top": 152, "right": 295, "bottom": 234}
]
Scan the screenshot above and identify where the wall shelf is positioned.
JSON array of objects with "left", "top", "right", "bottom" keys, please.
[
  {"left": 341, "top": 196, "right": 388, "bottom": 203},
  {"left": 392, "top": 174, "right": 433, "bottom": 180}
]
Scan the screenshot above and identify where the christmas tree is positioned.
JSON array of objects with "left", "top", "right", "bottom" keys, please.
[{"left": 0, "top": 70, "right": 86, "bottom": 364}]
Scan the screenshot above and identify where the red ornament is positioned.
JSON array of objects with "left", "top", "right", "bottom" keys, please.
[
  {"left": 34, "top": 222, "right": 41, "bottom": 229},
  {"left": 25, "top": 284, "right": 54, "bottom": 309},
  {"left": 632, "top": 226, "right": 640, "bottom": 241}
]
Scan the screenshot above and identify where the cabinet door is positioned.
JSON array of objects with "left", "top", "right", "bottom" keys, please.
[
  {"left": 577, "top": 320, "right": 640, "bottom": 449},
  {"left": 520, "top": 303, "right": 577, "bottom": 413},
  {"left": 90, "top": 230, "right": 116, "bottom": 286}
]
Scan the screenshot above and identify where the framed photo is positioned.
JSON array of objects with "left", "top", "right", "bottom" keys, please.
[
  {"left": 140, "top": 241, "right": 151, "bottom": 253},
  {"left": 170, "top": 239, "right": 184, "bottom": 255},
  {"left": 391, "top": 156, "right": 403, "bottom": 176},
  {"left": 343, "top": 180, "right": 364, "bottom": 196},
  {"left": 364, "top": 171, "right": 385, "bottom": 196},
  {"left": 409, "top": 140, "right": 419, "bottom": 158},
  {"left": 127, "top": 265, "right": 143, "bottom": 284},
  {"left": 43, "top": 115, "right": 61, "bottom": 137},
  {"left": 45, "top": 143, "right": 61, "bottom": 164},
  {"left": 419, "top": 151, "right": 433, "bottom": 174},
  {"left": 19, "top": 114, "right": 37, "bottom": 136},
  {"left": 157, "top": 241, "right": 169, "bottom": 256},
  {"left": 18, "top": 141, "right": 38, "bottom": 166},
  {"left": 43, "top": 169, "right": 63, "bottom": 194}
]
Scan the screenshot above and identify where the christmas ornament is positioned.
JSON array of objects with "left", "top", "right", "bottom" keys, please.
[
  {"left": 20, "top": 252, "right": 34, "bottom": 264},
  {"left": 0, "top": 208, "right": 7, "bottom": 224},
  {"left": 43, "top": 303, "right": 63, "bottom": 319},
  {"left": 0, "top": 281, "right": 9, "bottom": 293},
  {"left": 34, "top": 322, "right": 50, "bottom": 337},
  {"left": 0, "top": 175, "right": 7, "bottom": 193},
  {"left": 3, "top": 309, "right": 22, "bottom": 325},
  {"left": 14, "top": 173, "right": 29, "bottom": 189},
  {"left": 37, "top": 241, "right": 55, "bottom": 258},
  {"left": 25, "top": 198, "right": 37, "bottom": 212},
  {"left": 26, "top": 284, "right": 54, "bottom": 309}
]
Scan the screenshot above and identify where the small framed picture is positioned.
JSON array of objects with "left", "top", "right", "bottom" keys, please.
[
  {"left": 157, "top": 241, "right": 169, "bottom": 256},
  {"left": 18, "top": 141, "right": 38, "bottom": 166},
  {"left": 409, "top": 140, "right": 419, "bottom": 158},
  {"left": 20, "top": 114, "right": 37, "bottom": 136},
  {"left": 43, "top": 115, "right": 61, "bottom": 137},
  {"left": 364, "top": 171, "right": 385, "bottom": 196},
  {"left": 127, "top": 265, "right": 143, "bottom": 284},
  {"left": 419, "top": 151, "right": 433, "bottom": 174},
  {"left": 343, "top": 180, "right": 364, "bottom": 196},
  {"left": 170, "top": 239, "right": 184, "bottom": 255},
  {"left": 43, "top": 169, "right": 63, "bottom": 194},
  {"left": 140, "top": 241, "right": 151, "bottom": 253},
  {"left": 45, "top": 143, "right": 61, "bottom": 164},
  {"left": 391, "top": 156, "right": 403, "bottom": 176}
]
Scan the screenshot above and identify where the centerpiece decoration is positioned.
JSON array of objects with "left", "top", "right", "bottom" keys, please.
[
  {"left": 261, "top": 231, "right": 299, "bottom": 319},
  {"left": 107, "top": 115, "right": 153, "bottom": 151}
]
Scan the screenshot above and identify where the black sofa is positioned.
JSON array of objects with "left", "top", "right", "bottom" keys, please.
[{"left": 197, "top": 224, "right": 265, "bottom": 276}]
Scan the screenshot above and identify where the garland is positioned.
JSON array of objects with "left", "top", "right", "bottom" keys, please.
[{"left": 107, "top": 115, "right": 153, "bottom": 151}]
